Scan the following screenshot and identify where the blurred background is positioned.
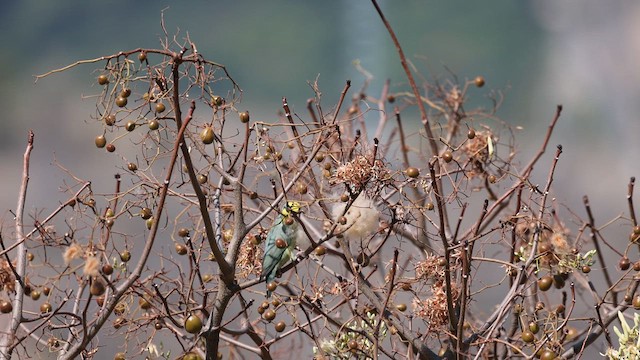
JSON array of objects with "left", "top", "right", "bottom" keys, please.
[
  {"left": 2, "top": 0, "right": 640, "bottom": 218},
  {"left": 2, "top": 0, "right": 639, "bottom": 218},
  {"left": 1, "top": 1, "right": 639, "bottom": 358}
]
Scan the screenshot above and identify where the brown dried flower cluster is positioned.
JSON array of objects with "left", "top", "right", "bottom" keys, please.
[
  {"left": 413, "top": 279, "right": 460, "bottom": 330},
  {"left": 514, "top": 217, "right": 575, "bottom": 273},
  {"left": 0, "top": 259, "right": 16, "bottom": 293},
  {"left": 236, "top": 237, "right": 263, "bottom": 280},
  {"left": 463, "top": 129, "right": 494, "bottom": 177},
  {"left": 331, "top": 155, "right": 391, "bottom": 193},
  {"left": 414, "top": 253, "right": 448, "bottom": 281}
]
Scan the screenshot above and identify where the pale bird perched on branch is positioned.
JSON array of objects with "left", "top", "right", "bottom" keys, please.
[{"left": 261, "top": 201, "right": 301, "bottom": 297}]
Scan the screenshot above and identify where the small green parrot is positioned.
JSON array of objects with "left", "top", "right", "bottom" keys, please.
[{"left": 261, "top": 201, "right": 301, "bottom": 297}]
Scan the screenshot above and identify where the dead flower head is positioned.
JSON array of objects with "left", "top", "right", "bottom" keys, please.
[
  {"left": 237, "top": 236, "right": 263, "bottom": 280},
  {"left": 1, "top": 259, "right": 16, "bottom": 293},
  {"left": 331, "top": 155, "right": 391, "bottom": 193},
  {"left": 415, "top": 251, "right": 461, "bottom": 281},
  {"left": 463, "top": 129, "right": 495, "bottom": 177},
  {"left": 413, "top": 279, "right": 460, "bottom": 330},
  {"left": 83, "top": 255, "right": 100, "bottom": 277},
  {"left": 63, "top": 243, "right": 83, "bottom": 266}
]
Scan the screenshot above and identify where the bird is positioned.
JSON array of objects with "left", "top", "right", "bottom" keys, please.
[{"left": 261, "top": 201, "right": 301, "bottom": 297}]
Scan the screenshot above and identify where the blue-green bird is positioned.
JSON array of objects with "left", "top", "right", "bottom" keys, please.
[{"left": 262, "top": 201, "right": 301, "bottom": 297}]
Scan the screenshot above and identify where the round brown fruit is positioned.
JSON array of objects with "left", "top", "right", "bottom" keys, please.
[
  {"left": 90, "top": 279, "right": 106, "bottom": 296},
  {"left": 102, "top": 263, "right": 114, "bottom": 275},
  {"left": 138, "top": 51, "right": 147, "bottom": 62},
  {"left": 175, "top": 243, "right": 188, "bottom": 255},
  {"left": 140, "top": 207, "right": 152, "bottom": 220},
  {"left": 95, "top": 135, "right": 107, "bottom": 148},
  {"left": 120, "top": 250, "right": 131, "bottom": 262},
  {"left": 97, "top": 75, "right": 109, "bottom": 85},
  {"left": 31, "top": 290, "right": 41, "bottom": 301},
  {"left": 296, "top": 183, "right": 308, "bottom": 195},
  {"left": 0, "top": 300, "right": 12, "bottom": 313},
  {"left": 405, "top": 167, "right": 419, "bottom": 178},
  {"left": 315, "top": 245, "right": 327, "bottom": 256},
  {"left": 396, "top": 303, "right": 407, "bottom": 312},
  {"left": 263, "top": 309, "right": 276, "bottom": 322},
  {"left": 106, "top": 144, "right": 116, "bottom": 152},
  {"left": 620, "top": 257, "right": 631, "bottom": 270},
  {"left": 538, "top": 275, "right": 553, "bottom": 291},
  {"left": 43, "top": 287, "right": 50, "bottom": 296},
  {"left": 553, "top": 274, "right": 566, "bottom": 289},
  {"left": 275, "top": 321, "right": 286, "bottom": 332},
  {"left": 467, "top": 129, "right": 476, "bottom": 139},
  {"left": 115, "top": 96, "right": 128, "bottom": 108},
  {"left": 267, "top": 282, "right": 277, "bottom": 293},
  {"left": 212, "top": 96, "right": 223, "bottom": 106},
  {"left": 348, "top": 340, "right": 358, "bottom": 350},
  {"left": 178, "top": 228, "right": 190, "bottom": 237},
  {"left": 474, "top": 76, "right": 485, "bottom": 88},
  {"left": 127, "top": 163, "right": 137, "bottom": 171},
  {"left": 183, "top": 353, "right": 200, "bottom": 360},
  {"left": 105, "top": 114, "right": 116, "bottom": 126},
  {"left": 540, "top": 349, "right": 556, "bottom": 360},
  {"left": 40, "top": 302, "right": 52, "bottom": 313},
  {"left": 275, "top": 238, "right": 287, "bottom": 249},
  {"left": 184, "top": 314, "right": 203, "bottom": 334},
  {"left": 239, "top": 111, "right": 250, "bottom": 123},
  {"left": 634, "top": 295, "right": 640, "bottom": 309},
  {"left": 521, "top": 330, "right": 534, "bottom": 343},
  {"left": 201, "top": 126, "right": 214, "bottom": 144},
  {"left": 197, "top": 174, "right": 208, "bottom": 184},
  {"left": 148, "top": 120, "right": 160, "bottom": 130},
  {"left": 155, "top": 102, "right": 166, "bottom": 113},
  {"left": 442, "top": 151, "right": 453, "bottom": 163},
  {"left": 529, "top": 321, "right": 539, "bottom": 334},
  {"left": 125, "top": 121, "right": 136, "bottom": 132}
]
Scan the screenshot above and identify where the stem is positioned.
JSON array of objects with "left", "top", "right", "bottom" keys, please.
[{"left": 0, "top": 131, "right": 33, "bottom": 360}]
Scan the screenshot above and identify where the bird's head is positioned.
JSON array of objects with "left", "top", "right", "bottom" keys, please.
[{"left": 281, "top": 201, "right": 302, "bottom": 217}]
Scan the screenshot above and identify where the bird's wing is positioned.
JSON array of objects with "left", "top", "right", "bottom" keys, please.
[{"left": 262, "top": 216, "right": 286, "bottom": 279}]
